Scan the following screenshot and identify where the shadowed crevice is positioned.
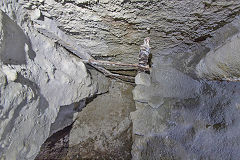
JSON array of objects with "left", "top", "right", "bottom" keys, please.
[{"left": 1, "top": 10, "right": 36, "bottom": 65}]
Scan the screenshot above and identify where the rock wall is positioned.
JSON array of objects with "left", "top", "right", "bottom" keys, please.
[
  {"left": 131, "top": 10, "right": 240, "bottom": 160},
  {"left": 67, "top": 81, "right": 135, "bottom": 159},
  {"left": 196, "top": 19, "right": 240, "bottom": 80},
  {"left": 0, "top": 9, "right": 98, "bottom": 159},
  {"left": 1, "top": 0, "right": 240, "bottom": 159},
  {"left": 2, "top": 0, "right": 240, "bottom": 63}
]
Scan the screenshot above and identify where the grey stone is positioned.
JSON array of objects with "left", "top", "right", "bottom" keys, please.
[
  {"left": 30, "top": 9, "right": 41, "bottom": 20},
  {"left": 131, "top": 17, "right": 240, "bottom": 160},
  {"left": 0, "top": 10, "right": 29, "bottom": 65},
  {"left": 2, "top": 65, "right": 17, "bottom": 81},
  {"left": 1, "top": 0, "right": 240, "bottom": 159},
  {"left": 133, "top": 67, "right": 200, "bottom": 104},
  {"left": 197, "top": 32, "right": 240, "bottom": 80},
  {"left": 67, "top": 81, "right": 135, "bottom": 159},
  {"left": 1, "top": 0, "right": 238, "bottom": 63},
  {"left": 0, "top": 9, "right": 97, "bottom": 160},
  {"left": 135, "top": 72, "right": 151, "bottom": 86}
]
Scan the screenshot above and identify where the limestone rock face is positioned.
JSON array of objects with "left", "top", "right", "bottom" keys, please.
[
  {"left": 67, "top": 81, "right": 135, "bottom": 159},
  {"left": 1, "top": 0, "right": 240, "bottom": 159},
  {"left": 135, "top": 72, "right": 151, "bottom": 86},
  {"left": 0, "top": 10, "right": 97, "bottom": 160},
  {"left": 131, "top": 16, "right": 240, "bottom": 160},
  {"left": 197, "top": 31, "right": 240, "bottom": 81},
  {"left": 2, "top": 0, "right": 240, "bottom": 63}
]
